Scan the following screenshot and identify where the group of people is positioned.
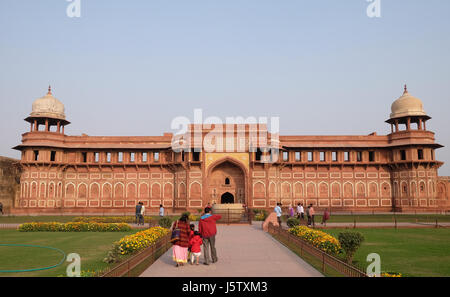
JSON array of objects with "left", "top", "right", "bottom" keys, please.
[
  {"left": 135, "top": 203, "right": 165, "bottom": 225},
  {"left": 275, "top": 202, "right": 331, "bottom": 227},
  {"left": 171, "top": 206, "right": 222, "bottom": 267}
]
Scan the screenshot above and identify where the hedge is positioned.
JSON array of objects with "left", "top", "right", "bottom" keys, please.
[
  {"left": 73, "top": 216, "right": 156, "bottom": 224},
  {"left": 18, "top": 222, "right": 132, "bottom": 232}
]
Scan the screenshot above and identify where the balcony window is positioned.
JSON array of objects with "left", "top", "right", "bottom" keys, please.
[{"left": 295, "top": 152, "right": 301, "bottom": 162}]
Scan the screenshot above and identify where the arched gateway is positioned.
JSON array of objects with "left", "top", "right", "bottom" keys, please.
[{"left": 207, "top": 158, "right": 247, "bottom": 205}]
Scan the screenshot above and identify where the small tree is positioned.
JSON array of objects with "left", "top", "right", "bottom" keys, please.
[
  {"left": 338, "top": 231, "right": 365, "bottom": 264},
  {"left": 286, "top": 217, "right": 300, "bottom": 228},
  {"left": 158, "top": 217, "right": 172, "bottom": 229}
]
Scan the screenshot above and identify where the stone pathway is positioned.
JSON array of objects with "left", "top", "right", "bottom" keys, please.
[{"left": 140, "top": 223, "right": 323, "bottom": 277}]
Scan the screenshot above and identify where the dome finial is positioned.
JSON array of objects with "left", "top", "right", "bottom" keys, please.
[
  {"left": 403, "top": 84, "right": 408, "bottom": 94},
  {"left": 47, "top": 85, "right": 52, "bottom": 95}
]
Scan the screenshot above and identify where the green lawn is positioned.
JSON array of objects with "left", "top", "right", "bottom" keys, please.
[
  {"left": 0, "top": 230, "right": 136, "bottom": 277},
  {"left": 320, "top": 228, "right": 450, "bottom": 277}
]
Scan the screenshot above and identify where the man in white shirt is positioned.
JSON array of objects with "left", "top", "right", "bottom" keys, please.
[
  {"left": 274, "top": 203, "right": 282, "bottom": 226},
  {"left": 140, "top": 202, "right": 145, "bottom": 225},
  {"left": 296, "top": 203, "right": 304, "bottom": 220},
  {"left": 159, "top": 204, "right": 164, "bottom": 217}
]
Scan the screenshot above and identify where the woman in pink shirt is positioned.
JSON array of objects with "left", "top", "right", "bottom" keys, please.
[{"left": 309, "top": 204, "right": 316, "bottom": 227}]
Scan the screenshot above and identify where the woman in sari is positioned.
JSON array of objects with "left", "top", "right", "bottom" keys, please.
[{"left": 171, "top": 213, "right": 191, "bottom": 267}]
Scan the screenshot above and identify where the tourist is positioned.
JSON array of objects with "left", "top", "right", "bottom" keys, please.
[
  {"left": 297, "top": 203, "right": 304, "bottom": 220},
  {"left": 189, "top": 231, "right": 203, "bottom": 265},
  {"left": 135, "top": 202, "right": 142, "bottom": 225},
  {"left": 139, "top": 202, "right": 145, "bottom": 225},
  {"left": 322, "top": 208, "right": 330, "bottom": 226},
  {"left": 289, "top": 205, "right": 294, "bottom": 217},
  {"left": 309, "top": 204, "right": 316, "bottom": 227},
  {"left": 159, "top": 204, "right": 164, "bottom": 217},
  {"left": 199, "top": 207, "right": 222, "bottom": 265},
  {"left": 306, "top": 205, "right": 311, "bottom": 226},
  {"left": 274, "top": 203, "right": 282, "bottom": 226},
  {"left": 171, "top": 213, "right": 191, "bottom": 267},
  {"left": 204, "top": 202, "right": 212, "bottom": 213}
]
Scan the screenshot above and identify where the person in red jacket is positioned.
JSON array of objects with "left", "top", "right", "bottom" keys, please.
[
  {"left": 188, "top": 231, "right": 203, "bottom": 265},
  {"left": 198, "top": 207, "right": 222, "bottom": 265}
]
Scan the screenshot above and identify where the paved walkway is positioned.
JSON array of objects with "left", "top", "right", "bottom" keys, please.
[{"left": 140, "top": 223, "right": 322, "bottom": 277}]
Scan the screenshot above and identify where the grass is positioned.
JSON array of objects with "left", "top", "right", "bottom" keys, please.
[
  {"left": 319, "top": 228, "right": 450, "bottom": 277},
  {"left": 0, "top": 229, "right": 136, "bottom": 277}
]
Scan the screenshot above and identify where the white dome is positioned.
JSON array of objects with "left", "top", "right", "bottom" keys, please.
[
  {"left": 390, "top": 86, "right": 427, "bottom": 119},
  {"left": 30, "top": 87, "right": 66, "bottom": 120}
]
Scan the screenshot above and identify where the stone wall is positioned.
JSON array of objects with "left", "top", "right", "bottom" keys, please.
[{"left": 0, "top": 156, "right": 21, "bottom": 214}]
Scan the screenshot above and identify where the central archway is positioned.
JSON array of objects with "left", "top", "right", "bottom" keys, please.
[
  {"left": 221, "top": 192, "right": 234, "bottom": 204},
  {"left": 206, "top": 157, "right": 248, "bottom": 205}
]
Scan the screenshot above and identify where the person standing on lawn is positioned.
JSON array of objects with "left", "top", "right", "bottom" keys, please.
[
  {"left": 321, "top": 208, "right": 330, "bottom": 226},
  {"left": 135, "top": 202, "right": 142, "bottom": 225},
  {"left": 309, "top": 204, "right": 316, "bottom": 227},
  {"left": 306, "top": 205, "right": 311, "bottom": 226},
  {"left": 297, "top": 203, "right": 304, "bottom": 220},
  {"left": 139, "top": 202, "right": 145, "bottom": 225},
  {"left": 159, "top": 204, "right": 165, "bottom": 217},
  {"left": 199, "top": 207, "right": 222, "bottom": 265}
]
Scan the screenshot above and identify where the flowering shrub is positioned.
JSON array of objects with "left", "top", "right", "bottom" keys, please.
[
  {"left": 18, "top": 222, "right": 132, "bottom": 232},
  {"left": 188, "top": 214, "right": 199, "bottom": 221},
  {"left": 288, "top": 226, "right": 342, "bottom": 256},
  {"left": 253, "top": 209, "right": 268, "bottom": 221},
  {"left": 73, "top": 216, "right": 156, "bottom": 224},
  {"left": 114, "top": 226, "right": 169, "bottom": 256},
  {"left": 381, "top": 272, "right": 402, "bottom": 277}
]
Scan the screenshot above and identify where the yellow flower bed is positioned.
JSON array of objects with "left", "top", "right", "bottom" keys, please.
[
  {"left": 288, "top": 226, "right": 342, "bottom": 255},
  {"left": 381, "top": 272, "right": 402, "bottom": 277},
  {"left": 18, "top": 222, "right": 131, "bottom": 232},
  {"left": 115, "top": 226, "right": 169, "bottom": 255}
]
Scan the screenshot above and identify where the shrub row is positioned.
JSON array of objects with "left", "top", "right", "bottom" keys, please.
[
  {"left": 114, "top": 226, "right": 169, "bottom": 255},
  {"left": 18, "top": 222, "right": 132, "bottom": 232},
  {"left": 288, "top": 226, "right": 342, "bottom": 256},
  {"left": 73, "top": 216, "right": 156, "bottom": 224}
]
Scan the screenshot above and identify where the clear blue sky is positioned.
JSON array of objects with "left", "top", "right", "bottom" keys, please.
[{"left": 1, "top": 0, "right": 449, "bottom": 175}]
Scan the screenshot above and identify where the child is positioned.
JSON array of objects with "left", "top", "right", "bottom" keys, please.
[
  {"left": 188, "top": 231, "right": 203, "bottom": 265},
  {"left": 187, "top": 224, "right": 195, "bottom": 263}
]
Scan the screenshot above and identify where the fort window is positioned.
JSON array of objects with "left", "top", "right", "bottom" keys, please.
[
  {"left": 357, "top": 151, "right": 362, "bottom": 162},
  {"left": 118, "top": 152, "right": 123, "bottom": 163},
  {"left": 225, "top": 177, "right": 230, "bottom": 185},
  {"left": 431, "top": 150, "right": 435, "bottom": 160},
  {"left": 142, "top": 152, "right": 148, "bottom": 162},
  {"left": 192, "top": 150, "right": 200, "bottom": 161},
  {"left": 255, "top": 148, "right": 263, "bottom": 161},
  {"left": 182, "top": 151, "right": 185, "bottom": 162},
  {"left": 94, "top": 152, "right": 99, "bottom": 163},
  {"left": 154, "top": 152, "right": 160, "bottom": 162},
  {"left": 332, "top": 151, "right": 337, "bottom": 162},
  {"left": 106, "top": 152, "right": 111, "bottom": 163},
  {"left": 283, "top": 151, "right": 289, "bottom": 162},
  {"left": 295, "top": 152, "right": 301, "bottom": 161},
  {"left": 369, "top": 151, "right": 375, "bottom": 162},
  {"left": 82, "top": 152, "right": 87, "bottom": 163},
  {"left": 400, "top": 150, "right": 406, "bottom": 161},
  {"left": 130, "top": 152, "right": 135, "bottom": 162},
  {"left": 50, "top": 151, "right": 56, "bottom": 162},
  {"left": 344, "top": 151, "right": 350, "bottom": 162},
  {"left": 320, "top": 152, "right": 325, "bottom": 162},
  {"left": 308, "top": 152, "right": 313, "bottom": 162},
  {"left": 33, "top": 150, "right": 39, "bottom": 161},
  {"left": 418, "top": 149, "right": 424, "bottom": 160}
]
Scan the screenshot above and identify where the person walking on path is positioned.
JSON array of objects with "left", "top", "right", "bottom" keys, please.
[
  {"left": 139, "top": 202, "right": 145, "bottom": 225},
  {"left": 309, "top": 204, "right": 316, "bottom": 228},
  {"left": 159, "top": 204, "right": 165, "bottom": 217},
  {"left": 171, "top": 213, "right": 191, "bottom": 267},
  {"left": 321, "top": 208, "right": 330, "bottom": 226},
  {"left": 296, "top": 203, "right": 304, "bottom": 220},
  {"left": 274, "top": 203, "right": 282, "bottom": 226},
  {"left": 199, "top": 207, "right": 222, "bottom": 265},
  {"left": 135, "top": 202, "right": 142, "bottom": 225},
  {"left": 189, "top": 231, "right": 203, "bottom": 265}
]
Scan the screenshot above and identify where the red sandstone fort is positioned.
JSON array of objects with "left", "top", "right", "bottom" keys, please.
[{"left": 10, "top": 86, "right": 450, "bottom": 214}]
